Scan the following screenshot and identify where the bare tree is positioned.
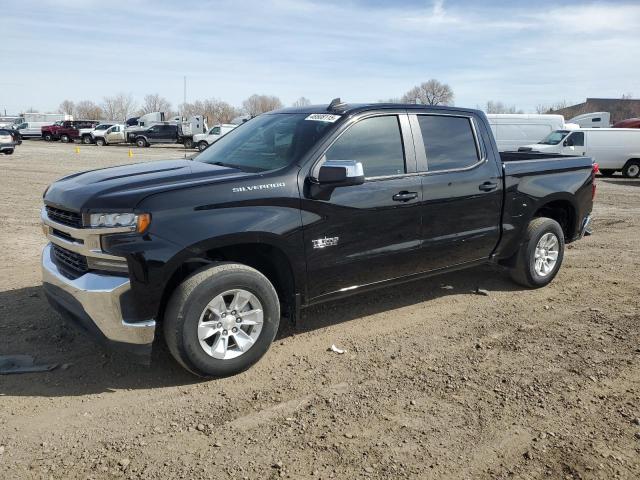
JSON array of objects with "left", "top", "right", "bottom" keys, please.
[
  {"left": 292, "top": 97, "right": 311, "bottom": 107},
  {"left": 180, "top": 98, "right": 241, "bottom": 125},
  {"left": 535, "top": 104, "right": 551, "bottom": 114},
  {"left": 485, "top": 100, "right": 523, "bottom": 114},
  {"left": 75, "top": 100, "right": 104, "bottom": 120},
  {"left": 102, "top": 93, "right": 137, "bottom": 121},
  {"left": 242, "top": 94, "right": 283, "bottom": 116},
  {"left": 401, "top": 79, "right": 454, "bottom": 106},
  {"left": 58, "top": 100, "right": 75, "bottom": 116},
  {"left": 138, "top": 93, "right": 172, "bottom": 115},
  {"left": 621, "top": 92, "right": 634, "bottom": 99}
]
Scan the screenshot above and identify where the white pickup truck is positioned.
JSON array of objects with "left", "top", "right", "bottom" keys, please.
[
  {"left": 78, "top": 123, "right": 115, "bottom": 144},
  {"left": 193, "top": 124, "right": 236, "bottom": 151}
]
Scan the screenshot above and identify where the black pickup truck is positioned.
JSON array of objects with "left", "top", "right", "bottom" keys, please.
[{"left": 41, "top": 101, "right": 596, "bottom": 377}]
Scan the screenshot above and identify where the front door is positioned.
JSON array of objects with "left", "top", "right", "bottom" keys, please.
[
  {"left": 301, "top": 113, "right": 424, "bottom": 300},
  {"left": 561, "top": 131, "right": 586, "bottom": 156},
  {"left": 410, "top": 113, "right": 503, "bottom": 271}
]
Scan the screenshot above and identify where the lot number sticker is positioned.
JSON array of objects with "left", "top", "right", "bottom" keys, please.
[{"left": 305, "top": 114, "right": 341, "bottom": 123}]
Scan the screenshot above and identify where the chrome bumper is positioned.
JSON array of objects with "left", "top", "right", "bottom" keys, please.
[{"left": 42, "top": 244, "right": 156, "bottom": 346}]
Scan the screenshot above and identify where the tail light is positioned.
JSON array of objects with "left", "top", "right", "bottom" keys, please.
[{"left": 592, "top": 163, "right": 598, "bottom": 200}]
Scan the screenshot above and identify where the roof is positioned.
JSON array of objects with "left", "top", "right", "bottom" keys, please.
[{"left": 273, "top": 102, "right": 483, "bottom": 117}]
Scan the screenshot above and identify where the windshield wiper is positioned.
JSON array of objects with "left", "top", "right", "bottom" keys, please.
[{"left": 211, "top": 161, "right": 244, "bottom": 171}]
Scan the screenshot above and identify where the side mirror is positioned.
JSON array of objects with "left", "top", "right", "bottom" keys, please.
[{"left": 317, "top": 160, "right": 365, "bottom": 187}]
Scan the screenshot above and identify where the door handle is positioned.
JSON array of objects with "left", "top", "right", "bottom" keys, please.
[
  {"left": 479, "top": 182, "right": 498, "bottom": 192},
  {"left": 392, "top": 191, "right": 418, "bottom": 202}
]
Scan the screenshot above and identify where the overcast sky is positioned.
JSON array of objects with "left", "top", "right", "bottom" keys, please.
[{"left": 1, "top": 0, "right": 639, "bottom": 114}]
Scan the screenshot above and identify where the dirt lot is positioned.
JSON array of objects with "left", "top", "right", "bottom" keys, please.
[{"left": 0, "top": 141, "right": 639, "bottom": 479}]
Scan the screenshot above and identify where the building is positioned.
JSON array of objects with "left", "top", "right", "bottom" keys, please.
[{"left": 550, "top": 98, "right": 640, "bottom": 124}]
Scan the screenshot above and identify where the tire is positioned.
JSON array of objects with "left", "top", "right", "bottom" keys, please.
[
  {"left": 43, "top": 133, "right": 53, "bottom": 142},
  {"left": 599, "top": 169, "right": 615, "bottom": 177},
  {"left": 198, "top": 141, "right": 209, "bottom": 152},
  {"left": 622, "top": 160, "right": 640, "bottom": 178},
  {"left": 60, "top": 134, "right": 70, "bottom": 143},
  {"left": 82, "top": 135, "right": 93, "bottom": 144},
  {"left": 5, "top": 149, "right": 14, "bottom": 155},
  {"left": 509, "top": 217, "right": 565, "bottom": 288},
  {"left": 164, "top": 263, "right": 280, "bottom": 378},
  {"left": 183, "top": 138, "right": 194, "bottom": 149},
  {"left": 95, "top": 137, "right": 106, "bottom": 146},
  {"left": 135, "top": 137, "right": 147, "bottom": 148}
]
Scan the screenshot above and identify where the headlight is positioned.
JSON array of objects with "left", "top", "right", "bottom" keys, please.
[{"left": 89, "top": 212, "right": 151, "bottom": 233}]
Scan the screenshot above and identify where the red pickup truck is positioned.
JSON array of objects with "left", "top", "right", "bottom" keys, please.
[{"left": 42, "top": 121, "right": 99, "bottom": 142}]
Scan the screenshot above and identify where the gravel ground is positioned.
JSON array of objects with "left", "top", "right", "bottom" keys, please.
[{"left": 0, "top": 141, "right": 639, "bottom": 479}]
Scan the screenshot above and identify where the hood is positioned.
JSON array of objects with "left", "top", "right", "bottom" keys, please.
[{"left": 44, "top": 159, "right": 250, "bottom": 211}]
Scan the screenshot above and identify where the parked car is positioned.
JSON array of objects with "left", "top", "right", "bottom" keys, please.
[
  {"left": 79, "top": 123, "right": 114, "bottom": 144},
  {"left": 0, "top": 128, "right": 16, "bottom": 154},
  {"left": 41, "top": 101, "right": 595, "bottom": 377},
  {"left": 15, "top": 122, "right": 51, "bottom": 139},
  {"left": 58, "top": 121, "right": 100, "bottom": 143},
  {"left": 613, "top": 118, "right": 640, "bottom": 129},
  {"left": 520, "top": 128, "right": 640, "bottom": 177},
  {"left": 93, "top": 124, "right": 126, "bottom": 146},
  {"left": 193, "top": 124, "right": 236, "bottom": 151},
  {"left": 486, "top": 114, "right": 568, "bottom": 152}
]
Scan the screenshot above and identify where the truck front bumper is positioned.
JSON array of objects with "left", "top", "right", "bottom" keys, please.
[{"left": 41, "top": 244, "right": 156, "bottom": 359}]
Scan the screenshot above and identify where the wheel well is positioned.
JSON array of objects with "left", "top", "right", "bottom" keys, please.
[
  {"left": 624, "top": 158, "right": 640, "bottom": 167},
  {"left": 533, "top": 200, "right": 576, "bottom": 240},
  {"left": 158, "top": 243, "right": 296, "bottom": 324}
]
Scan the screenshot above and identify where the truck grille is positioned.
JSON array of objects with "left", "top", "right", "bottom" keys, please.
[
  {"left": 52, "top": 244, "right": 89, "bottom": 278},
  {"left": 46, "top": 206, "right": 83, "bottom": 228}
]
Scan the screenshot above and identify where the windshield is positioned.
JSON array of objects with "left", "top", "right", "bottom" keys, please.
[
  {"left": 196, "top": 113, "right": 337, "bottom": 172},
  {"left": 538, "top": 130, "right": 570, "bottom": 145}
]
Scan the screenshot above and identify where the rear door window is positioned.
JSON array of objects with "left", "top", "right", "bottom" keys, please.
[
  {"left": 325, "top": 115, "right": 405, "bottom": 178},
  {"left": 417, "top": 115, "right": 480, "bottom": 172}
]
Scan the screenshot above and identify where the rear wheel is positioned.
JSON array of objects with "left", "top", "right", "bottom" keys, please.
[
  {"left": 198, "top": 141, "right": 209, "bottom": 152},
  {"left": 622, "top": 160, "right": 640, "bottom": 178},
  {"left": 509, "top": 217, "right": 565, "bottom": 288},
  {"left": 183, "top": 138, "right": 194, "bottom": 149},
  {"left": 164, "top": 263, "right": 280, "bottom": 377},
  {"left": 135, "top": 137, "right": 147, "bottom": 148},
  {"left": 599, "top": 169, "right": 615, "bottom": 177},
  {"left": 95, "top": 137, "right": 106, "bottom": 146},
  {"left": 5, "top": 149, "right": 14, "bottom": 155},
  {"left": 60, "top": 134, "right": 70, "bottom": 143},
  {"left": 43, "top": 133, "right": 53, "bottom": 142}
]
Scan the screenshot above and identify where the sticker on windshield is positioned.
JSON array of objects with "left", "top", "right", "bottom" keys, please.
[{"left": 305, "top": 114, "right": 341, "bottom": 123}]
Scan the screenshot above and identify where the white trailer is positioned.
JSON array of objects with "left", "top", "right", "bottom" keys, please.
[{"left": 568, "top": 112, "right": 610, "bottom": 128}]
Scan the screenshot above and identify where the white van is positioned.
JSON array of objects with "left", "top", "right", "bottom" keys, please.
[
  {"left": 568, "top": 112, "right": 610, "bottom": 128},
  {"left": 486, "top": 114, "right": 566, "bottom": 152},
  {"left": 14, "top": 122, "right": 51, "bottom": 139},
  {"left": 520, "top": 128, "right": 640, "bottom": 177}
]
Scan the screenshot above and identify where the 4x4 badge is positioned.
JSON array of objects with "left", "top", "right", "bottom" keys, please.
[{"left": 312, "top": 237, "right": 339, "bottom": 249}]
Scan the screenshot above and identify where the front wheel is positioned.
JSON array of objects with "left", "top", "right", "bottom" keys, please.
[
  {"left": 43, "top": 133, "right": 53, "bottom": 142},
  {"left": 197, "top": 141, "right": 209, "bottom": 152},
  {"left": 60, "top": 134, "right": 70, "bottom": 143},
  {"left": 622, "top": 160, "right": 640, "bottom": 178},
  {"left": 5, "top": 149, "right": 14, "bottom": 155},
  {"left": 164, "top": 263, "right": 280, "bottom": 378},
  {"left": 509, "top": 217, "right": 565, "bottom": 288},
  {"left": 95, "top": 137, "right": 106, "bottom": 146},
  {"left": 135, "top": 137, "right": 147, "bottom": 148},
  {"left": 82, "top": 135, "right": 93, "bottom": 144},
  {"left": 183, "top": 138, "right": 194, "bottom": 149}
]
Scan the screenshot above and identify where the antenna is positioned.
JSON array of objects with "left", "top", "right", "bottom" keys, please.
[{"left": 327, "top": 98, "right": 347, "bottom": 111}]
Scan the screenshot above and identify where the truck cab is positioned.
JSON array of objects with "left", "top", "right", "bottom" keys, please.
[
  {"left": 94, "top": 124, "right": 126, "bottom": 146},
  {"left": 194, "top": 124, "right": 236, "bottom": 151}
]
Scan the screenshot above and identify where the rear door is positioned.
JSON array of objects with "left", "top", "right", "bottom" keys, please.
[
  {"left": 410, "top": 112, "right": 503, "bottom": 271},
  {"left": 105, "top": 125, "right": 125, "bottom": 144},
  {"left": 301, "top": 112, "right": 424, "bottom": 300}
]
